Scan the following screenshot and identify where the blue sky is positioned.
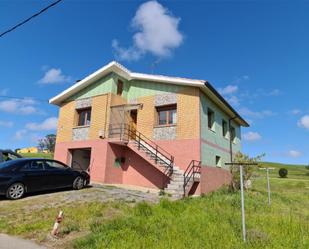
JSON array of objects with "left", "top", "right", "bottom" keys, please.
[{"left": 0, "top": 0, "right": 308, "bottom": 164}]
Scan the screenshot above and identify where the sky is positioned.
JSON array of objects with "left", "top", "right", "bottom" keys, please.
[{"left": 0, "top": 0, "right": 308, "bottom": 164}]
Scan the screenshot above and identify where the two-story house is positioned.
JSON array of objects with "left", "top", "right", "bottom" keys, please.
[{"left": 49, "top": 61, "right": 249, "bottom": 198}]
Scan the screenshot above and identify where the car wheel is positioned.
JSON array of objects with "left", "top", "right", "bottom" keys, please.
[
  {"left": 6, "top": 183, "right": 25, "bottom": 200},
  {"left": 73, "top": 176, "right": 84, "bottom": 190}
]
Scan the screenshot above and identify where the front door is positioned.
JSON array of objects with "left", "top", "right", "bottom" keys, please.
[{"left": 130, "top": 110, "right": 137, "bottom": 139}]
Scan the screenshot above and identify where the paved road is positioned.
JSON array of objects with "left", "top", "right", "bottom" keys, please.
[{"left": 0, "top": 234, "right": 46, "bottom": 249}]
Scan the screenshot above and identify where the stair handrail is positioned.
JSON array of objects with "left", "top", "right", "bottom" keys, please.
[
  {"left": 183, "top": 160, "right": 201, "bottom": 197},
  {"left": 109, "top": 123, "right": 174, "bottom": 173}
]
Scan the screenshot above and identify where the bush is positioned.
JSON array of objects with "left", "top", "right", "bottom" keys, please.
[
  {"left": 279, "top": 168, "right": 288, "bottom": 178},
  {"left": 229, "top": 152, "right": 264, "bottom": 191}
]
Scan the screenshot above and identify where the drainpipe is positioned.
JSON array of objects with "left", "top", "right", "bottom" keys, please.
[{"left": 228, "top": 116, "right": 237, "bottom": 162}]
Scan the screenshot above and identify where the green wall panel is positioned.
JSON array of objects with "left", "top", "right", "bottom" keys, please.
[
  {"left": 127, "top": 80, "right": 186, "bottom": 100},
  {"left": 69, "top": 74, "right": 116, "bottom": 100},
  {"left": 200, "top": 92, "right": 241, "bottom": 167}
]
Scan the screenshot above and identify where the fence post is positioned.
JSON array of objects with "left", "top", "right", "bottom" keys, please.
[
  {"left": 239, "top": 165, "right": 246, "bottom": 242},
  {"left": 155, "top": 145, "right": 158, "bottom": 164},
  {"left": 138, "top": 133, "right": 141, "bottom": 150}
]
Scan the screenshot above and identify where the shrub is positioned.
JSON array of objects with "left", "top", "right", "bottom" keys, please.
[
  {"left": 229, "top": 152, "right": 264, "bottom": 191},
  {"left": 279, "top": 168, "right": 288, "bottom": 178}
]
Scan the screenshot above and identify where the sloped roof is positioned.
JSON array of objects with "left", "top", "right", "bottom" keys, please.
[{"left": 49, "top": 61, "right": 249, "bottom": 127}]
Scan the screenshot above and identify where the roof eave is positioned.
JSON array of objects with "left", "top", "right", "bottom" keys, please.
[{"left": 201, "top": 81, "right": 249, "bottom": 127}]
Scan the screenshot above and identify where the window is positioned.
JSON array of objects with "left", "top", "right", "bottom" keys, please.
[
  {"left": 157, "top": 105, "right": 177, "bottom": 126},
  {"left": 45, "top": 160, "right": 67, "bottom": 170},
  {"left": 117, "top": 80, "right": 123, "bottom": 96},
  {"left": 222, "top": 120, "right": 228, "bottom": 137},
  {"left": 215, "top": 156, "right": 221, "bottom": 167},
  {"left": 230, "top": 126, "right": 236, "bottom": 142},
  {"left": 21, "top": 160, "right": 45, "bottom": 171},
  {"left": 77, "top": 108, "right": 91, "bottom": 126},
  {"left": 207, "top": 108, "right": 215, "bottom": 130}
]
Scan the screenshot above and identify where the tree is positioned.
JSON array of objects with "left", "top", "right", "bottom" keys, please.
[
  {"left": 230, "top": 152, "right": 265, "bottom": 192},
  {"left": 38, "top": 134, "right": 56, "bottom": 152}
]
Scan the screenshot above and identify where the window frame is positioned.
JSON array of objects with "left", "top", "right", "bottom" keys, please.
[
  {"left": 207, "top": 108, "right": 215, "bottom": 131},
  {"left": 156, "top": 104, "right": 177, "bottom": 126},
  {"left": 77, "top": 108, "right": 92, "bottom": 127},
  {"left": 117, "top": 80, "right": 123, "bottom": 96},
  {"left": 215, "top": 156, "right": 222, "bottom": 167},
  {"left": 222, "top": 119, "right": 228, "bottom": 138},
  {"left": 230, "top": 126, "right": 236, "bottom": 143}
]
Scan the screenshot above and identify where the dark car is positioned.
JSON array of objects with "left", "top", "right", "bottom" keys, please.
[{"left": 0, "top": 158, "right": 90, "bottom": 200}]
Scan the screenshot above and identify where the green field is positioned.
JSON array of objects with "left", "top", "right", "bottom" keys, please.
[
  {"left": 74, "top": 162, "right": 309, "bottom": 249},
  {"left": 0, "top": 162, "right": 308, "bottom": 249},
  {"left": 19, "top": 153, "right": 54, "bottom": 159}
]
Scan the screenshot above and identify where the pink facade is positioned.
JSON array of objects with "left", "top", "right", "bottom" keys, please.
[
  {"left": 54, "top": 139, "right": 169, "bottom": 189},
  {"left": 54, "top": 138, "right": 231, "bottom": 194}
]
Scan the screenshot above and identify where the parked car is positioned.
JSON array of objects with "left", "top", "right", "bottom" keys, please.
[
  {"left": 0, "top": 158, "right": 90, "bottom": 200},
  {"left": 0, "top": 149, "right": 22, "bottom": 163}
]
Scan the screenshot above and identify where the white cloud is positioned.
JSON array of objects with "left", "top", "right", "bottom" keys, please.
[
  {"left": 218, "top": 85, "right": 238, "bottom": 95},
  {"left": 0, "top": 98, "right": 39, "bottom": 115},
  {"left": 14, "top": 129, "right": 27, "bottom": 140},
  {"left": 112, "top": 0, "right": 183, "bottom": 61},
  {"left": 239, "top": 107, "right": 275, "bottom": 119},
  {"left": 38, "top": 68, "right": 71, "bottom": 84},
  {"left": 112, "top": 40, "right": 143, "bottom": 61},
  {"left": 287, "top": 150, "right": 302, "bottom": 158},
  {"left": 267, "top": 89, "right": 281, "bottom": 96},
  {"left": 290, "top": 109, "right": 302, "bottom": 115},
  {"left": 232, "top": 75, "right": 249, "bottom": 84},
  {"left": 226, "top": 95, "right": 240, "bottom": 107},
  {"left": 0, "top": 88, "right": 9, "bottom": 95},
  {"left": 243, "top": 131, "right": 262, "bottom": 141},
  {"left": 26, "top": 117, "right": 58, "bottom": 131},
  {"left": 298, "top": 115, "right": 309, "bottom": 130},
  {"left": 0, "top": 120, "right": 13, "bottom": 127}
]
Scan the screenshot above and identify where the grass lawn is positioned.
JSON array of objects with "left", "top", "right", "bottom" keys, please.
[
  {"left": 19, "top": 152, "right": 54, "bottom": 159},
  {"left": 0, "top": 162, "right": 308, "bottom": 248}
]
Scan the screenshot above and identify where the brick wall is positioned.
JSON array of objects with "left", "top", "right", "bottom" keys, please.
[
  {"left": 56, "top": 101, "right": 76, "bottom": 143},
  {"left": 136, "top": 95, "right": 155, "bottom": 138},
  {"left": 177, "top": 87, "right": 200, "bottom": 139}
]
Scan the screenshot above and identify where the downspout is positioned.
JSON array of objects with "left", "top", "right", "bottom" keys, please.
[{"left": 228, "top": 116, "right": 237, "bottom": 162}]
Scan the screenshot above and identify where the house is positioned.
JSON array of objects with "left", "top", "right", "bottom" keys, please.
[
  {"left": 49, "top": 61, "right": 249, "bottom": 197},
  {"left": 17, "top": 147, "right": 39, "bottom": 154}
]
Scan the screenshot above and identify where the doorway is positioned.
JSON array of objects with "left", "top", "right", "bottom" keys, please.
[
  {"left": 130, "top": 110, "right": 137, "bottom": 139},
  {"left": 70, "top": 148, "right": 91, "bottom": 171}
]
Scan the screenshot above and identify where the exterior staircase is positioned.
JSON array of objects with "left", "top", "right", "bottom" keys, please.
[{"left": 109, "top": 124, "right": 201, "bottom": 198}]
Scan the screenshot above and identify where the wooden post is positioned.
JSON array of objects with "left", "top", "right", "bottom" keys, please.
[{"left": 51, "top": 211, "right": 64, "bottom": 236}]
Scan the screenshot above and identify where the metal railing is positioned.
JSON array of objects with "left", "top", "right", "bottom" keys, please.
[
  {"left": 109, "top": 123, "right": 174, "bottom": 174},
  {"left": 183, "top": 160, "right": 201, "bottom": 197}
]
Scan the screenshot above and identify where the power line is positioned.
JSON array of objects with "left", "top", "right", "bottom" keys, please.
[{"left": 0, "top": 0, "right": 63, "bottom": 39}]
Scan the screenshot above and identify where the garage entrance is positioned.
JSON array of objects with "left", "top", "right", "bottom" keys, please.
[{"left": 70, "top": 148, "right": 91, "bottom": 171}]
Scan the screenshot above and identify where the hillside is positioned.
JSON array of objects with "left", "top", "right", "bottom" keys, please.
[
  {"left": 0, "top": 162, "right": 308, "bottom": 248},
  {"left": 19, "top": 153, "right": 54, "bottom": 160}
]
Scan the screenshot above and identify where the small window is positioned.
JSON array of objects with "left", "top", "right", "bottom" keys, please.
[
  {"left": 45, "top": 160, "right": 68, "bottom": 170},
  {"left": 78, "top": 108, "right": 91, "bottom": 126},
  {"left": 21, "top": 160, "right": 45, "bottom": 171},
  {"left": 215, "top": 156, "right": 221, "bottom": 167},
  {"left": 222, "top": 120, "right": 228, "bottom": 137},
  {"left": 117, "top": 80, "right": 123, "bottom": 96},
  {"left": 207, "top": 108, "right": 215, "bottom": 130},
  {"left": 230, "top": 126, "right": 236, "bottom": 142},
  {"left": 157, "top": 105, "right": 177, "bottom": 126}
]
